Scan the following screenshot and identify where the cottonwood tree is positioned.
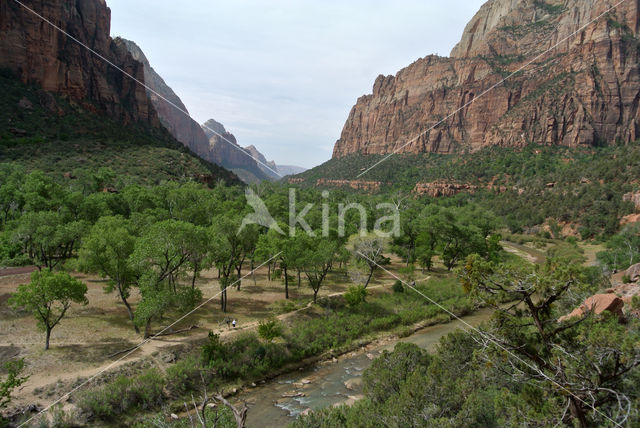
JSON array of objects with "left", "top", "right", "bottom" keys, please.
[
  {"left": 298, "top": 236, "right": 338, "bottom": 303},
  {"left": 131, "top": 220, "right": 203, "bottom": 337},
  {"left": 460, "top": 255, "right": 640, "bottom": 427},
  {"left": 234, "top": 224, "right": 259, "bottom": 290},
  {"left": 10, "top": 270, "right": 88, "bottom": 350},
  {"left": 256, "top": 227, "right": 300, "bottom": 299},
  {"left": 13, "top": 211, "right": 86, "bottom": 270},
  {"left": 0, "top": 163, "right": 24, "bottom": 225},
  {"left": 209, "top": 215, "right": 245, "bottom": 312},
  {"left": 347, "top": 234, "right": 388, "bottom": 288},
  {"left": 79, "top": 215, "right": 140, "bottom": 332}
]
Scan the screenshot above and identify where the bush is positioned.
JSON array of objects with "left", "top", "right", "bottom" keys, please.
[
  {"left": 202, "top": 331, "right": 290, "bottom": 380},
  {"left": 344, "top": 286, "right": 368, "bottom": 306},
  {"left": 78, "top": 369, "right": 164, "bottom": 421},
  {"left": 392, "top": 280, "right": 404, "bottom": 293},
  {"left": 623, "top": 274, "right": 632, "bottom": 284},
  {"left": 258, "top": 319, "right": 283, "bottom": 343},
  {"left": 165, "top": 357, "right": 206, "bottom": 398},
  {"left": 269, "top": 299, "right": 299, "bottom": 315}
]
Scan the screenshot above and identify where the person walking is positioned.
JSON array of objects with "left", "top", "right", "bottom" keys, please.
[{"left": 232, "top": 319, "right": 237, "bottom": 328}]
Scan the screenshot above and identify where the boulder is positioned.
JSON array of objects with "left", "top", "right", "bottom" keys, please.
[
  {"left": 559, "top": 294, "right": 625, "bottom": 322},
  {"left": 344, "top": 377, "right": 363, "bottom": 391},
  {"left": 625, "top": 263, "right": 640, "bottom": 282}
]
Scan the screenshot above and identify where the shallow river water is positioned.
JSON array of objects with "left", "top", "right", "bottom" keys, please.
[{"left": 238, "top": 309, "right": 493, "bottom": 427}]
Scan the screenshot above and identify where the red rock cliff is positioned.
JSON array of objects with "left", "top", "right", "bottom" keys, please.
[
  {"left": 0, "top": 0, "right": 156, "bottom": 125},
  {"left": 332, "top": 0, "right": 640, "bottom": 158}
]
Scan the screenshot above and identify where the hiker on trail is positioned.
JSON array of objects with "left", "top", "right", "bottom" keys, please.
[{"left": 232, "top": 319, "right": 237, "bottom": 328}]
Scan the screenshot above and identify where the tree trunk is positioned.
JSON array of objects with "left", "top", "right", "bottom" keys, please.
[
  {"left": 122, "top": 296, "right": 139, "bottom": 334},
  {"left": 221, "top": 288, "right": 228, "bottom": 312},
  {"left": 569, "top": 397, "right": 588, "bottom": 428},
  {"left": 251, "top": 260, "right": 256, "bottom": 286},
  {"left": 191, "top": 262, "right": 199, "bottom": 289},
  {"left": 297, "top": 270, "right": 301, "bottom": 287},
  {"left": 236, "top": 265, "right": 242, "bottom": 291},
  {"left": 45, "top": 327, "right": 51, "bottom": 350},
  {"left": 313, "top": 288, "right": 318, "bottom": 303},
  {"left": 283, "top": 266, "right": 289, "bottom": 299},
  {"left": 144, "top": 319, "right": 152, "bottom": 339},
  {"left": 363, "top": 266, "right": 375, "bottom": 289}
]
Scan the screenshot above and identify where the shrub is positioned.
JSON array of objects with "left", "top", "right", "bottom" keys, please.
[
  {"left": 78, "top": 369, "right": 164, "bottom": 421},
  {"left": 269, "top": 299, "right": 299, "bottom": 315},
  {"left": 622, "top": 274, "right": 632, "bottom": 284},
  {"left": 165, "top": 357, "right": 206, "bottom": 398},
  {"left": 258, "top": 319, "right": 283, "bottom": 343},
  {"left": 344, "top": 286, "right": 368, "bottom": 306},
  {"left": 392, "top": 280, "right": 404, "bottom": 293}
]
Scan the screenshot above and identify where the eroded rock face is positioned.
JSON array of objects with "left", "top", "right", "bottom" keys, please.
[
  {"left": 315, "top": 179, "right": 383, "bottom": 192},
  {"left": 117, "top": 39, "right": 266, "bottom": 178},
  {"left": 0, "top": 0, "right": 156, "bottom": 125},
  {"left": 332, "top": 0, "right": 640, "bottom": 158},
  {"left": 202, "top": 119, "right": 259, "bottom": 170},
  {"left": 116, "top": 39, "right": 215, "bottom": 162}
]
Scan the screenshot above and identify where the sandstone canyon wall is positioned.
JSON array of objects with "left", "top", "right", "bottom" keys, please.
[
  {"left": 332, "top": 0, "right": 640, "bottom": 158},
  {"left": 0, "top": 0, "right": 156, "bottom": 126},
  {"left": 116, "top": 38, "right": 217, "bottom": 163}
]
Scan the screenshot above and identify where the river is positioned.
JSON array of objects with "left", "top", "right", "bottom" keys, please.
[{"left": 237, "top": 308, "right": 494, "bottom": 427}]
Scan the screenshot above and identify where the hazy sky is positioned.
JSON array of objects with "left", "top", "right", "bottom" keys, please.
[{"left": 108, "top": 0, "right": 485, "bottom": 169}]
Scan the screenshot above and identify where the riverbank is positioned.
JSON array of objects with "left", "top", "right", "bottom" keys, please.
[
  {"left": 47, "top": 274, "right": 474, "bottom": 426},
  {"left": 237, "top": 308, "right": 494, "bottom": 427}
]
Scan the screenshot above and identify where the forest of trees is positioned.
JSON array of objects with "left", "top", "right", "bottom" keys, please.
[{"left": 1, "top": 160, "right": 639, "bottom": 427}]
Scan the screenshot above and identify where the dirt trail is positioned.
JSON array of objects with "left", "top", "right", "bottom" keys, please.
[
  {"left": 0, "top": 266, "right": 36, "bottom": 277},
  {"left": 8, "top": 277, "right": 401, "bottom": 416}
]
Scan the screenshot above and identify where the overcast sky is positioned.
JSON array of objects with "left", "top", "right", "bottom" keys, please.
[{"left": 108, "top": 0, "right": 485, "bottom": 169}]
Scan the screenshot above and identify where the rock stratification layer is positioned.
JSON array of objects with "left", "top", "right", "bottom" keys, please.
[{"left": 332, "top": 0, "right": 640, "bottom": 158}]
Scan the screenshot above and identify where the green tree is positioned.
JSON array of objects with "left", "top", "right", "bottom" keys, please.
[
  {"left": 459, "top": 255, "right": 640, "bottom": 427},
  {"left": 298, "top": 235, "right": 338, "bottom": 303},
  {"left": 131, "top": 220, "right": 203, "bottom": 336},
  {"left": 0, "top": 359, "right": 28, "bottom": 414},
  {"left": 13, "top": 211, "right": 86, "bottom": 270},
  {"left": 597, "top": 224, "right": 640, "bottom": 271},
  {"left": 0, "top": 163, "right": 25, "bottom": 225},
  {"left": 257, "top": 227, "right": 297, "bottom": 299},
  {"left": 209, "top": 215, "right": 244, "bottom": 312},
  {"left": 10, "top": 270, "right": 88, "bottom": 350},
  {"left": 79, "top": 216, "right": 140, "bottom": 332},
  {"left": 234, "top": 223, "right": 259, "bottom": 290},
  {"left": 347, "top": 234, "right": 388, "bottom": 288},
  {"left": 132, "top": 219, "right": 200, "bottom": 290}
]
